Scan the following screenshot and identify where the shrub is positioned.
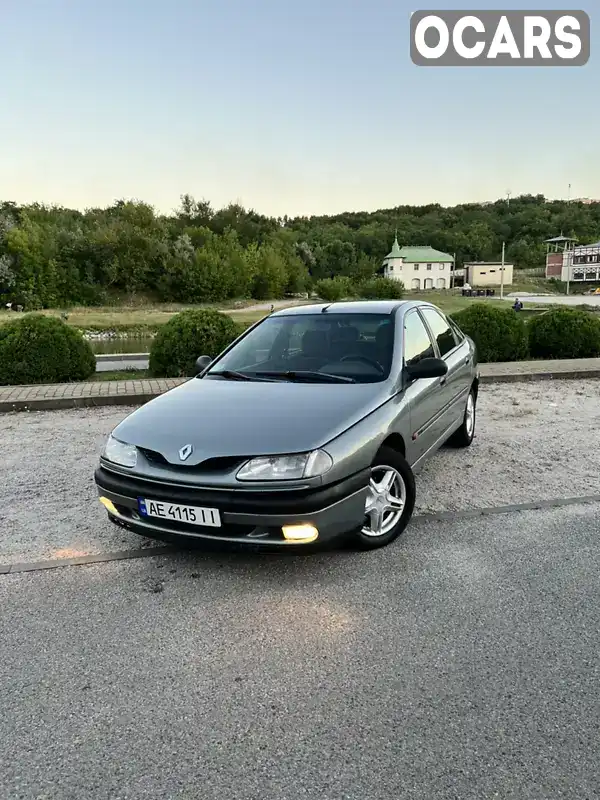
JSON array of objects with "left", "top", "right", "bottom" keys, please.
[
  {"left": 315, "top": 276, "right": 354, "bottom": 302},
  {"left": 0, "top": 314, "right": 96, "bottom": 385},
  {"left": 357, "top": 277, "right": 405, "bottom": 300},
  {"left": 527, "top": 307, "right": 600, "bottom": 359},
  {"left": 451, "top": 303, "right": 529, "bottom": 363},
  {"left": 149, "top": 308, "right": 240, "bottom": 377}
]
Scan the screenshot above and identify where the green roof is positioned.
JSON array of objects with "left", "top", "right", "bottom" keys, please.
[
  {"left": 386, "top": 244, "right": 454, "bottom": 263},
  {"left": 385, "top": 236, "right": 403, "bottom": 259}
]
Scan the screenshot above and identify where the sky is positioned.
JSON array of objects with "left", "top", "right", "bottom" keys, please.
[{"left": 0, "top": 0, "right": 597, "bottom": 217}]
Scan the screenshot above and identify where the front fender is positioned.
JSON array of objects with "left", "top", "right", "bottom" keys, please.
[{"left": 321, "top": 394, "right": 407, "bottom": 485}]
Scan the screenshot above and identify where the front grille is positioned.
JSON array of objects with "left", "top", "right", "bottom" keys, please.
[
  {"left": 100, "top": 471, "right": 316, "bottom": 513},
  {"left": 96, "top": 464, "right": 370, "bottom": 515},
  {"left": 138, "top": 448, "right": 167, "bottom": 465},
  {"left": 139, "top": 448, "right": 246, "bottom": 473}
]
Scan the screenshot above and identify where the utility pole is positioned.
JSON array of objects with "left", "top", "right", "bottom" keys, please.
[
  {"left": 506, "top": 190, "right": 511, "bottom": 207},
  {"left": 566, "top": 244, "right": 571, "bottom": 295},
  {"left": 500, "top": 242, "right": 505, "bottom": 299}
]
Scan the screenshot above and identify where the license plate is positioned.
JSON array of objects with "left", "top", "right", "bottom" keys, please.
[{"left": 138, "top": 498, "right": 221, "bottom": 527}]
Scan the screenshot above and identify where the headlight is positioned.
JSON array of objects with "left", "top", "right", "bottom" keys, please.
[
  {"left": 236, "top": 450, "right": 333, "bottom": 481},
  {"left": 102, "top": 434, "right": 137, "bottom": 468}
]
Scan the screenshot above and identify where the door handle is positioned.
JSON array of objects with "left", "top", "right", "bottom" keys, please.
[
  {"left": 465, "top": 356, "right": 471, "bottom": 365},
  {"left": 439, "top": 377, "right": 447, "bottom": 385}
]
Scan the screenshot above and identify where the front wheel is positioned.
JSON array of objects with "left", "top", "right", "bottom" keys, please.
[{"left": 348, "top": 446, "right": 416, "bottom": 551}]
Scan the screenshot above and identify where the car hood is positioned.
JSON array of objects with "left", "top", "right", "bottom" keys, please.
[{"left": 112, "top": 377, "right": 389, "bottom": 464}]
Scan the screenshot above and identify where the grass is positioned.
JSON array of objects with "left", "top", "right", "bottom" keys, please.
[
  {"left": 0, "top": 300, "right": 275, "bottom": 333},
  {"left": 0, "top": 288, "right": 568, "bottom": 335},
  {"left": 92, "top": 369, "right": 150, "bottom": 381}
]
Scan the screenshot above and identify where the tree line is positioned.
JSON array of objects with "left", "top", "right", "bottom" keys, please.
[{"left": 1, "top": 193, "right": 599, "bottom": 308}]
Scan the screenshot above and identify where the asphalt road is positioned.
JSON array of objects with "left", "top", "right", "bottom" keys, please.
[
  {"left": 499, "top": 294, "right": 600, "bottom": 307},
  {"left": 1, "top": 502, "right": 599, "bottom": 800}
]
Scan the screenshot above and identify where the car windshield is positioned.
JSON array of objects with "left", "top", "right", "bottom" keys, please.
[{"left": 205, "top": 313, "right": 395, "bottom": 384}]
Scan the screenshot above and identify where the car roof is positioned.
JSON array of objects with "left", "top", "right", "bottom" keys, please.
[{"left": 269, "top": 299, "right": 441, "bottom": 317}]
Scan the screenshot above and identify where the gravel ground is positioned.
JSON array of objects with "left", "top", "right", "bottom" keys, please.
[
  {"left": 1, "top": 503, "right": 599, "bottom": 800},
  {"left": 415, "top": 378, "right": 600, "bottom": 513},
  {"left": 1, "top": 405, "right": 145, "bottom": 564},
  {"left": 1, "top": 379, "right": 600, "bottom": 564}
]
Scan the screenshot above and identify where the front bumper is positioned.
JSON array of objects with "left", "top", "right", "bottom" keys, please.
[{"left": 94, "top": 465, "right": 370, "bottom": 547}]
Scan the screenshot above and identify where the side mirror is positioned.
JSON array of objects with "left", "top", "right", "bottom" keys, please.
[
  {"left": 195, "top": 355, "right": 212, "bottom": 375},
  {"left": 404, "top": 357, "right": 448, "bottom": 381}
]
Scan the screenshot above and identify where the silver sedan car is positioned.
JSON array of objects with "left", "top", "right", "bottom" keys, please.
[{"left": 95, "top": 300, "right": 479, "bottom": 550}]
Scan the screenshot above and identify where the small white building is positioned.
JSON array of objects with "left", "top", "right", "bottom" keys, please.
[
  {"left": 382, "top": 239, "right": 455, "bottom": 290},
  {"left": 464, "top": 261, "right": 514, "bottom": 287}
]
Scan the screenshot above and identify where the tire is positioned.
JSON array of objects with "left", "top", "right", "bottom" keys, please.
[
  {"left": 348, "top": 446, "right": 416, "bottom": 551},
  {"left": 448, "top": 388, "right": 476, "bottom": 448}
]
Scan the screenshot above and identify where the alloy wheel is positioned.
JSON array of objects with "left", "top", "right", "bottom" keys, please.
[
  {"left": 465, "top": 393, "right": 475, "bottom": 438},
  {"left": 361, "top": 465, "right": 406, "bottom": 538}
]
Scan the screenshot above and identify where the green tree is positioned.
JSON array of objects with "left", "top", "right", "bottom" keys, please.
[
  {"left": 248, "top": 244, "right": 288, "bottom": 299},
  {"left": 2, "top": 193, "right": 600, "bottom": 309}
]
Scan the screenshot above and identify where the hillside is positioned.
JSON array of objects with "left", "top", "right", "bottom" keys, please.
[{"left": 1, "top": 194, "right": 599, "bottom": 308}]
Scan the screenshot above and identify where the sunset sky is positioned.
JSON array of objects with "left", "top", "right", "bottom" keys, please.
[{"left": 1, "top": 0, "right": 597, "bottom": 216}]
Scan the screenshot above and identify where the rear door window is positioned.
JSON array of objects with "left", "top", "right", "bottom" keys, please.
[
  {"left": 403, "top": 311, "right": 435, "bottom": 366},
  {"left": 420, "top": 308, "right": 457, "bottom": 358}
]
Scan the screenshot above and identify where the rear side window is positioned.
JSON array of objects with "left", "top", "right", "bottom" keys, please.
[
  {"left": 403, "top": 311, "right": 435, "bottom": 366},
  {"left": 448, "top": 318, "right": 465, "bottom": 346},
  {"left": 420, "top": 308, "right": 457, "bottom": 357}
]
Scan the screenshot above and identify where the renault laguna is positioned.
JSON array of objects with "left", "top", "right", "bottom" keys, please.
[{"left": 95, "top": 300, "right": 479, "bottom": 550}]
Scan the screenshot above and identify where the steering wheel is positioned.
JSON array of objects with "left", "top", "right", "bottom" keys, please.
[{"left": 339, "top": 354, "right": 385, "bottom": 374}]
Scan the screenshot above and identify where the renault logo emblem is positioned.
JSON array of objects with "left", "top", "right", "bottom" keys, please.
[{"left": 179, "top": 444, "right": 193, "bottom": 461}]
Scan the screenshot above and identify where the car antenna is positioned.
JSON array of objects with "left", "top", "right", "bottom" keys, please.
[{"left": 321, "top": 304, "right": 332, "bottom": 313}]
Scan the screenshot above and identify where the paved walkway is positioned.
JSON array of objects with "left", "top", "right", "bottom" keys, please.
[
  {"left": 2, "top": 358, "right": 600, "bottom": 412},
  {"left": 499, "top": 294, "right": 600, "bottom": 307}
]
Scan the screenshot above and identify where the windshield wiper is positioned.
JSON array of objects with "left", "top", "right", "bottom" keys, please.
[
  {"left": 206, "top": 370, "right": 252, "bottom": 381},
  {"left": 254, "top": 370, "right": 355, "bottom": 384},
  {"left": 206, "top": 370, "right": 277, "bottom": 382}
]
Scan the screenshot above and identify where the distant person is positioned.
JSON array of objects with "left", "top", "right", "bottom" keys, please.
[{"left": 512, "top": 298, "right": 523, "bottom": 312}]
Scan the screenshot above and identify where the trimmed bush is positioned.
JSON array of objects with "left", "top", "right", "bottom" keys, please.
[
  {"left": 149, "top": 308, "right": 240, "bottom": 377},
  {"left": 315, "top": 276, "right": 355, "bottom": 302},
  {"left": 357, "top": 277, "right": 405, "bottom": 300},
  {"left": 0, "top": 314, "right": 96, "bottom": 385},
  {"left": 451, "top": 303, "right": 529, "bottom": 363},
  {"left": 527, "top": 307, "right": 600, "bottom": 359}
]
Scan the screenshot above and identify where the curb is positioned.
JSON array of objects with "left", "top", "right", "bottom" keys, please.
[
  {"left": 0, "top": 393, "right": 160, "bottom": 413},
  {"left": 1, "top": 368, "right": 599, "bottom": 413},
  {"left": 479, "top": 369, "right": 600, "bottom": 384},
  {"left": 95, "top": 354, "right": 150, "bottom": 373},
  {"left": 95, "top": 353, "right": 149, "bottom": 362}
]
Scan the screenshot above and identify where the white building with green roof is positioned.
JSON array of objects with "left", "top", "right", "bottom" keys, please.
[{"left": 382, "top": 238, "right": 454, "bottom": 290}]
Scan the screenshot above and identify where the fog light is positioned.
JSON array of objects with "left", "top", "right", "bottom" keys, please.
[
  {"left": 281, "top": 524, "right": 318, "bottom": 543},
  {"left": 99, "top": 496, "right": 118, "bottom": 516}
]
